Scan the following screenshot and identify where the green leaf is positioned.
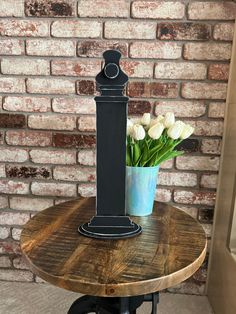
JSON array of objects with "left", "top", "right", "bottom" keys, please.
[{"left": 133, "top": 143, "right": 141, "bottom": 166}]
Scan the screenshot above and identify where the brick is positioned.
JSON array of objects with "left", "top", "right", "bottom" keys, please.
[
  {"left": 53, "top": 133, "right": 96, "bottom": 148},
  {"left": 0, "top": 78, "right": 25, "bottom": 93},
  {"left": 0, "top": 19, "right": 49, "bottom": 37},
  {"left": 25, "top": 0, "right": 75, "bottom": 17},
  {"left": 51, "top": 20, "right": 101, "bottom": 38},
  {"left": 51, "top": 59, "right": 101, "bottom": 77},
  {"left": 176, "top": 156, "right": 220, "bottom": 171},
  {"left": 1, "top": 58, "right": 50, "bottom": 76},
  {"left": 160, "top": 159, "right": 173, "bottom": 170},
  {"left": 188, "top": 2, "right": 236, "bottom": 20},
  {"left": 198, "top": 208, "right": 214, "bottom": 223},
  {"left": 159, "top": 172, "right": 197, "bottom": 187},
  {"left": 0, "top": 0, "right": 24, "bottom": 17},
  {"left": 155, "top": 188, "right": 172, "bottom": 203},
  {"left": 176, "top": 139, "right": 200, "bottom": 153},
  {"left": 78, "top": 183, "right": 96, "bottom": 197},
  {"left": 52, "top": 97, "right": 95, "bottom": 114},
  {"left": 3, "top": 96, "right": 51, "bottom": 113},
  {"left": 0, "top": 114, "right": 25, "bottom": 128},
  {"left": 208, "top": 102, "right": 225, "bottom": 118},
  {"left": 76, "top": 80, "right": 96, "bottom": 95},
  {"left": 105, "top": 21, "right": 156, "bottom": 39},
  {"left": 182, "top": 82, "right": 227, "bottom": 100},
  {"left": 155, "top": 62, "right": 206, "bottom": 80},
  {"left": 0, "top": 165, "right": 6, "bottom": 177},
  {"left": 0, "top": 131, "right": 3, "bottom": 145},
  {"left": 201, "top": 174, "right": 218, "bottom": 189},
  {"left": 168, "top": 280, "right": 205, "bottom": 295},
  {"left": 0, "top": 212, "right": 30, "bottom": 225},
  {"left": 6, "top": 130, "right": 51, "bottom": 147},
  {"left": 54, "top": 166, "right": 96, "bottom": 182},
  {"left": 77, "top": 41, "right": 128, "bottom": 58},
  {"left": 175, "top": 206, "right": 198, "bottom": 219},
  {"left": 78, "top": 0, "right": 129, "bottom": 17},
  {"left": 201, "top": 139, "right": 222, "bottom": 155},
  {"left": 0, "top": 39, "right": 24, "bottom": 55},
  {"left": 130, "top": 42, "right": 182, "bottom": 59},
  {"left": 0, "top": 148, "right": 28, "bottom": 162},
  {"left": 35, "top": 276, "right": 47, "bottom": 283},
  {"left": 0, "top": 180, "right": 29, "bottom": 194},
  {"left": 128, "top": 82, "right": 178, "bottom": 98},
  {"left": 0, "top": 256, "right": 11, "bottom": 268},
  {"left": 132, "top": 1, "right": 184, "bottom": 19},
  {"left": 78, "top": 150, "right": 96, "bottom": 166},
  {"left": 26, "top": 39, "right": 75, "bottom": 56},
  {"left": 0, "top": 240, "right": 21, "bottom": 254},
  {"left": 155, "top": 100, "right": 205, "bottom": 118},
  {"left": 30, "top": 149, "right": 76, "bottom": 164},
  {"left": 12, "top": 228, "right": 22, "bottom": 241},
  {"left": 0, "top": 196, "right": 8, "bottom": 208},
  {"left": 174, "top": 190, "right": 216, "bottom": 206},
  {"left": 28, "top": 114, "right": 76, "bottom": 131},
  {"left": 13, "top": 256, "right": 28, "bottom": 269},
  {"left": 6, "top": 165, "right": 51, "bottom": 180},
  {"left": 213, "top": 23, "right": 234, "bottom": 41},
  {"left": 128, "top": 100, "right": 152, "bottom": 115},
  {"left": 78, "top": 116, "right": 96, "bottom": 132},
  {"left": 208, "top": 64, "right": 229, "bottom": 81},
  {"left": 0, "top": 269, "right": 33, "bottom": 282},
  {"left": 158, "top": 23, "right": 210, "bottom": 41},
  {"left": 27, "top": 78, "right": 75, "bottom": 94},
  {"left": 187, "top": 120, "right": 224, "bottom": 137},
  {"left": 0, "top": 227, "right": 10, "bottom": 239},
  {"left": 31, "top": 182, "right": 76, "bottom": 197},
  {"left": 184, "top": 43, "right": 232, "bottom": 61},
  {"left": 120, "top": 61, "right": 153, "bottom": 78},
  {"left": 10, "top": 197, "right": 53, "bottom": 211}
]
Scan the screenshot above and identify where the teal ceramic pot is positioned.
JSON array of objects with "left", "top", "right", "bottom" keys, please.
[{"left": 126, "top": 165, "right": 160, "bottom": 216}]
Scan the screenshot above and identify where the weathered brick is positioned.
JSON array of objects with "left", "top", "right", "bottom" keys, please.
[
  {"left": 184, "top": 43, "right": 232, "bottom": 60},
  {"left": 213, "top": 23, "right": 234, "bottom": 41},
  {"left": 0, "top": 39, "right": 24, "bottom": 55},
  {"left": 25, "top": 0, "right": 75, "bottom": 17},
  {"left": 51, "top": 59, "right": 101, "bottom": 77},
  {"left": 0, "top": 240, "right": 21, "bottom": 255},
  {"left": 76, "top": 80, "right": 96, "bottom": 95},
  {"left": 155, "top": 62, "right": 207, "bottom": 80},
  {"left": 53, "top": 133, "right": 96, "bottom": 148},
  {"left": 0, "top": 19, "right": 49, "bottom": 37},
  {"left": 28, "top": 114, "right": 76, "bottom": 131},
  {"left": 54, "top": 166, "right": 96, "bottom": 182},
  {"left": 155, "top": 188, "right": 172, "bottom": 203},
  {"left": 6, "top": 130, "right": 51, "bottom": 147},
  {"left": 0, "top": 196, "right": 8, "bottom": 208},
  {"left": 201, "top": 174, "right": 218, "bottom": 189},
  {"left": 201, "top": 139, "right": 222, "bottom": 155},
  {"left": 78, "top": 150, "right": 96, "bottom": 166},
  {"left": 6, "top": 165, "right": 51, "bottom": 180},
  {"left": 208, "top": 102, "right": 225, "bottom": 118},
  {"left": 198, "top": 208, "right": 214, "bottom": 223},
  {"left": 132, "top": 1, "right": 184, "bottom": 19},
  {"left": 78, "top": 0, "right": 129, "bottom": 17},
  {"left": 78, "top": 116, "right": 96, "bottom": 132},
  {"left": 10, "top": 197, "right": 53, "bottom": 211},
  {"left": 52, "top": 97, "right": 95, "bottom": 114},
  {"left": 168, "top": 279, "right": 205, "bottom": 295},
  {"left": 0, "top": 269, "right": 33, "bottom": 282},
  {"left": 78, "top": 183, "right": 96, "bottom": 197},
  {"left": 0, "top": 180, "right": 29, "bottom": 194},
  {"left": 11, "top": 228, "right": 22, "bottom": 241},
  {"left": 0, "top": 256, "right": 11, "bottom": 268},
  {"left": 0, "top": 0, "right": 24, "bottom": 17},
  {"left": 30, "top": 149, "right": 76, "bottom": 164},
  {"left": 0, "top": 212, "right": 30, "bottom": 225},
  {"left": 128, "top": 82, "right": 178, "bottom": 98},
  {"left": 158, "top": 23, "right": 210, "bottom": 41},
  {"left": 182, "top": 82, "right": 227, "bottom": 99},
  {"left": 155, "top": 100, "right": 206, "bottom": 118},
  {"left": 0, "top": 148, "right": 28, "bottom": 162},
  {"left": 105, "top": 21, "right": 156, "bottom": 39},
  {"left": 128, "top": 100, "right": 152, "bottom": 115},
  {"left": 176, "top": 139, "right": 200, "bottom": 153},
  {"left": 26, "top": 39, "right": 75, "bottom": 56},
  {"left": 31, "top": 182, "right": 76, "bottom": 197},
  {"left": 77, "top": 41, "right": 128, "bottom": 58},
  {"left": 3, "top": 96, "right": 51, "bottom": 113},
  {"left": 1, "top": 58, "right": 50, "bottom": 76},
  {"left": 130, "top": 42, "right": 182, "bottom": 59},
  {"left": 0, "top": 114, "right": 25, "bottom": 128},
  {"left": 0, "top": 78, "right": 25, "bottom": 93},
  {"left": 159, "top": 172, "right": 197, "bottom": 187},
  {"left": 208, "top": 64, "right": 229, "bottom": 81},
  {"left": 160, "top": 159, "right": 173, "bottom": 170},
  {"left": 188, "top": 2, "right": 236, "bottom": 20},
  {"left": 51, "top": 20, "right": 102, "bottom": 38},
  {"left": 186, "top": 120, "right": 224, "bottom": 137},
  {"left": 13, "top": 256, "right": 28, "bottom": 270},
  {"left": 176, "top": 156, "right": 220, "bottom": 171},
  {"left": 0, "top": 227, "right": 10, "bottom": 240},
  {"left": 0, "top": 131, "right": 3, "bottom": 145},
  {"left": 26, "top": 78, "right": 75, "bottom": 94},
  {"left": 174, "top": 190, "right": 216, "bottom": 206},
  {"left": 120, "top": 60, "right": 153, "bottom": 78},
  {"left": 0, "top": 165, "right": 6, "bottom": 178}
]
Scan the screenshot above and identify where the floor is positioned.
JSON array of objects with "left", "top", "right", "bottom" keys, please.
[{"left": 0, "top": 281, "right": 214, "bottom": 314}]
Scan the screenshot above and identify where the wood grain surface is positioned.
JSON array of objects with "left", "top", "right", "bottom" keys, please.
[{"left": 21, "top": 197, "right": 206, "bottom": 297}]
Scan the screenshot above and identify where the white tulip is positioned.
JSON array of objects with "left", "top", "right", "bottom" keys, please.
[
  {"left": 149, "top": 115, "right": 164, "bottom": 128},
  {"left": 127, "top": 119, "right": 133, "bottom": 136},
  {"left": 131, "top": 124, "right": 146, "bottom": 140},
  {"left": 167, "top": 121, "right": 185, "bottom": 140},
  {"left": 148, "top": 122, "right": 164, "bottom": 139},
  {"left": 163, "top": 112, "right": 175, "bottom": 128},
  {"left": 141, "top": 113, "right": 151, "bottom": 126},
  {"left": 180, "top": 124, "right": 194, "bottom": 139}
]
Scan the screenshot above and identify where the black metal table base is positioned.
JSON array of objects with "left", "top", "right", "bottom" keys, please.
[{"left": 67, "top": 292, "right": 159, "bottom": 314}]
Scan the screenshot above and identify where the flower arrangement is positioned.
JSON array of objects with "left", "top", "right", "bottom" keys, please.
[{"left": 126, "top": 112, "right": 194, "bottom": 167}]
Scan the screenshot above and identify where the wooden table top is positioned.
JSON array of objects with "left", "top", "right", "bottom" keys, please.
[{"left": 21, "top": 197, "right": 206, "bottom": 297}]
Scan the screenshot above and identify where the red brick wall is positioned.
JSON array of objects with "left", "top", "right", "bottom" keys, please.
[{"left": 0, "top": 0, "right": 234, "bottom": 294}]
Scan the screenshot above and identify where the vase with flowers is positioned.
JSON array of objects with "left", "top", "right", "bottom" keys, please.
[{"left": 126, "top": 112, "right": 194, "bottom": 216}]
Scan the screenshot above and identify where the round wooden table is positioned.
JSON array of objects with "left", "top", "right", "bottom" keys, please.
[{"left": 21, "top": 197, "right": 206, "bottom": 314}]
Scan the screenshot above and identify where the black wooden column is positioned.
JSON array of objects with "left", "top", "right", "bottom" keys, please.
[{"left": 79, "top": 50, "right": 142, "bottom": 239}]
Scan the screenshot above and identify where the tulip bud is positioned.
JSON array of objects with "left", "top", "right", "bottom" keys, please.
[
  {"left": 149, "top": 115, "right": 164, "bottom": 128},
  {"left": 141, "top": 113, "right": 151, "bottom": 126},
  {"left": 131, "top": 124, "right": 146, "bottom": 140},
  {"left": 148, "top": 122, "right": 164, "bottom": 139},
  {"left": 127, "top": 119, "right": 133, "bottom": 136},
  {"left": 167, "top": 121, "right": 185, "bottom": 140},
  {"left": 180, "top": 124, "right": 194, "bottom": 139},
  {"left": 163, "top": 112, "right": 175, "bottom": 128}
]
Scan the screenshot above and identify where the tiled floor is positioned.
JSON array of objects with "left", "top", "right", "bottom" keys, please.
[{"left": 0, "top": 281, "right": 214, "bottom": 314}]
